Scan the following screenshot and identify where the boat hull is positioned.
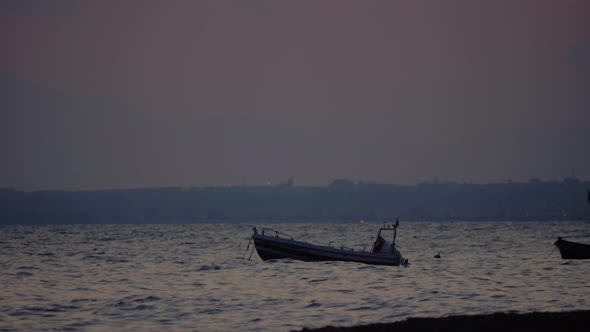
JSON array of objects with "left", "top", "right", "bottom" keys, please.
[
  {"left": 555, "top": 238, "right": 590, "bottom": 259},
  {"left": 252, "top": 234, "right": 402, "bottom": 266}
]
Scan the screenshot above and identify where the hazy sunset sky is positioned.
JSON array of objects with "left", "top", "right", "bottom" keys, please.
[{"left": 1, "top": 0, "right": 589, "bottom": 191}]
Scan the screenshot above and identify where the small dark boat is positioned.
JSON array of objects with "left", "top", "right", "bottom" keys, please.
[
  {"left": 250, "top": 221, "right": 408, "bottom": 266},
  {"left": 554, "top": 237, "right": 590, "bottom": 259}
]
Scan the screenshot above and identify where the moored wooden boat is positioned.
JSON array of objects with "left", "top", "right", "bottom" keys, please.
[
  {"left": 554, "top": 237, "right": 590, "bottom": 259},
  {"left": 250, "top": 222, "right": 408, "bottom": 266}
]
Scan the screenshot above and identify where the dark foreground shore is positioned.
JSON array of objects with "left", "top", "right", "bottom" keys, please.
[{"left": 298, "top": 310, "right": 590, "bottom": 332}]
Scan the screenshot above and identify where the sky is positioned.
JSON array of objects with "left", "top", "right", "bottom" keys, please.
[{"left": 1, "top": 0, "right": 589, "bottom": 191}]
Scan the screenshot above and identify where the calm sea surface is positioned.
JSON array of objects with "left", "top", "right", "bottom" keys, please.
[{"left": 1, "top": 221, "right": 590, "bottom": 331}]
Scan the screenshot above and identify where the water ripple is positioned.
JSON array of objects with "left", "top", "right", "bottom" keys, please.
[{"left": 0, "top": 221, "right": 589, "bottom": 331}]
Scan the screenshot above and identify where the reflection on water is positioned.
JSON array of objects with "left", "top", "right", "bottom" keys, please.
[{"left": 1, "top": 221, "right": 589, "bottom": 331}]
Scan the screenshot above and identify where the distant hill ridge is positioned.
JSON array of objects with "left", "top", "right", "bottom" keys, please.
[{"left": 1, "top": 180, "right": 589, "bottom": 224}]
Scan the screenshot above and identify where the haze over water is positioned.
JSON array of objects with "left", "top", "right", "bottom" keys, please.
[{"left": 1, "top": 221, "right": 589, "bottom": 331}]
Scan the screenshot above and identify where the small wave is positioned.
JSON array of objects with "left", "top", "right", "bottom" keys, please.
[
  {"left": 129, "top": 295, "right": 160, "bottom": 303},
  {"left": 82, "top": 255, "right": 105, "bottom": 260},
  {"left": 114, "top": 295, "right": 160, "bottom": 304},
  {"left": 127, "top": 304, "right": 156, "bottom": 310},
  {"left": 334, "top": 289, "right": 354, "bottom": 294},
  {"left": 197, "top": 265, "right": 221, "bottom": 271},
  {"left": 111, "top": 295, "right": 161, "bottom": 311},
  {"left": 305, "top": 301, "right": 322, "bottom": 308},
  {"left": 16, "top": 271, "right": 33, "bottom": 277},
  {"left": 14, "top": 304, "right": 81, "bottom": 315},
  {"left": 473, "top": 277, "right": 490, "bottom": 281},
  {"left": 199, "top": 308, "right": 223, "bottom": 315},
  {"left": 97, "top": 237, "right": 117, "bottom": 241},
  {"left": 346, "top": 306, "right": 373, "bottom": 311},
  {"left": 64, "top": 321, "right": 97, "bottom": 329},
  {"left": 356, "top": 265, "right": 380, "bottom": 271},
  {"left": 319, "top": 261, "right": 339, "bottom": 266},
  {"left": 70, "top": 298, "right": 98, "bottom": 304},
  {"left": 265, "top": 258, "right": 297, "bottom": 264},
  {"left": 368, "top": 285, "right": 388, "bottom": 290},
  {"left": 106, "top": 258, "right": 130, "bottom": 263}
]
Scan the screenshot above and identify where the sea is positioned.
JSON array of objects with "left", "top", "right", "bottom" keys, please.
[{"left": 1, "top": 221, "right": 589, "bottom": 331}]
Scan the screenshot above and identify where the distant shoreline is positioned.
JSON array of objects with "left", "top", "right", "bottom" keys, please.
[
  {"left": 2, "top": 180, "right": 590, "bottom": 224},
  {"left": 298, "top": 310, "right": 590, "bottom": 332}
]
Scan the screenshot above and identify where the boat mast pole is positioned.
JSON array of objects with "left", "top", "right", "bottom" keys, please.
[{"left": 393, "top": 218, "right": 399, "bottom": 246}]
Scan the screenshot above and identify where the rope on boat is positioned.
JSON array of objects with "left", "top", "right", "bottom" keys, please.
[
  {"left": 547, "top": 245, "right": 557, "bottom": 259},
  {"left": 242, "top": 237, "right": 253, "bottom": 260},
  {"left": 248, "top": 244, "right": 255, "bottom": 261}
]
